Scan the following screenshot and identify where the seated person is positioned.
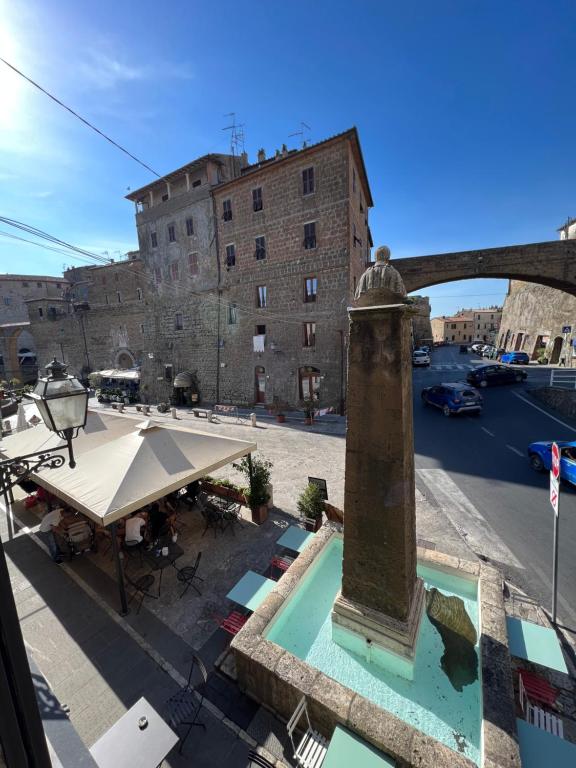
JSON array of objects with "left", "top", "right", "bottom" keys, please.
[
  {"left": 39, "top": 507, "right": 64, "bottom": 563},
  {"left": 125, "top": 512, "right": 146, "bottom": 544},
  {"left": 148, "top": 502, "right": 173, "bottom": 542},
  {"left": 562, "top": 446, "right": 576, "bottom": 461}
]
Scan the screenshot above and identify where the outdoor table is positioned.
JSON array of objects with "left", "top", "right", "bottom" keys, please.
[
  {"left": 144, "top": 542, "right": 184, "bottom": 596},
  {"left": 322, "top": 725, "right": 396, "bottom": 768},
  {"left": 89, "top": 696, "right": 178, "bottom": 768},
  {"left": 226, "top": 570, "right": 276, "bottom": 612},
  {"left": 277, "top": 525, "right": 314, "bottom": 554}
]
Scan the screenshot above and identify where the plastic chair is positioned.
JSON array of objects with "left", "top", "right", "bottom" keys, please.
[
  {"left": 212, "top": 610, "right": 248, "bottom": 636},
  {"left": 165, "top": 654, "right": 207, "bottom": 754},
  {"left": 247, "top": 750, "right": 276, "bottom": 768},
  {"left": 287, "top": 696, "right": 329, "bottom": 767},
  {"left": 519, "top": 670, "right": 564, "bottom": 738}
]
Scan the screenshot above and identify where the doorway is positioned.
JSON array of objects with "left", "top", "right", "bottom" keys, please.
[
  {"left": 550, "top": 336, "right": 563, "bottom": 365},
  {"left": 299, "top": 366, "right": 321, "bottom": 401},
  {"left": 255, "top": 366, "right": 266, "bottom": 403},
  {"left": 514, "top": 333, "right": 524, "bottom": 351}
]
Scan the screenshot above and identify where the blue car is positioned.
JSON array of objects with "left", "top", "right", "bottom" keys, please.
[
  {"left": 501, "top": 351, "right": 530, "bottom": 365},
  {"left": 527, "top": 441, "right": 576, "bottom": 484},
  {"left": 421, "top": 382, "right": 483, "bottom": 417}
]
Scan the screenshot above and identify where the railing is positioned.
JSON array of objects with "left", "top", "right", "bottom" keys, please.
[{"left": 550, "top": 369, "right": 576, "bottom": 390}]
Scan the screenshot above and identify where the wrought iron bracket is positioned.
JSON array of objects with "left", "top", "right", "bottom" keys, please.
[{"left": 0, "top": 448, "right": 68, "bottom": 492}]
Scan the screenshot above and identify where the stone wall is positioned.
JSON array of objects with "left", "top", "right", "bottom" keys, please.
[
  {"left": 531, "top": 387, "right": 576, "bottom": 418},
  {"left": 499, "top": 280, "right": 576, "bottom": 363},
  {"left": 409, "top": 296, "right": 432, "bottom": 346}
]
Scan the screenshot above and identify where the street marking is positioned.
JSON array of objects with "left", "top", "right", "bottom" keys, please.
[
  {"left": 481, "top": 427, "right": 495, "bottom": 437},
  {"left": 417, "top": 468, "right": 524, "bottom": 568},
  {"left": 511, "top": 391, "right": 576, "bottom": 433},
  {"left": 506, "top": 444, "right": 525, "bottom": 457}
]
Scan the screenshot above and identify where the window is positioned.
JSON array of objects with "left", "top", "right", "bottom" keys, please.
[
  {"left": 140, "top": 323, "right": 145, "bottom": 334},
  {"left": 38, "top": 307, "right": 43, "bottom": 317},
  {"left": 162, "top": 193, "right": 169, "bottom": 202},
  {"left": 257, "top": 285, "right": 267, "bottom": 308},
  {"left": 228, "top": 303, "right": 238, "bottom": 324},
  {"left": 150, "top": 231, "right": 158, "bottom": 248},
  {"left": 3, "top": 297, "right": 12, "bottom": 306},
  {"left": 222, "top": 199, "right": 232, "bottom": 221},
  {"left": 137, "top": 288, "right": 143, "bottom": 300},
  {"left": 352, "top": 168, "right": 356, "bottom": 193},
  {"left": 105, "top": 294, "right": 109, "bottom": 304},
  {"left": 22, "top": 281, "right": 29, "bottom": 287},
  {"left": 303, "top": 322, "right": 316, "bottom": 347},
  {"left": 225, "top": 244, "right": 236, "bottom": 267},
  {"left": 175, "top": 312, "right": 183, "bottom": 330},
  {"left": 170, "top": 262, "right": 180, "bottom": 281},
  {"left": 186, "top": 217, "right": 194, "bottom": 236},
  {"left": 164, "top": 364, "right": 173, "bottom": 382},
  {"left": 56, "top": 283, "right": 61, "bottom": 288},
  {"left": 192, "top": 178, "right": 201, "bottom": 188},
  {"left": 451, "top": 323, "right": 456, "bottom": 329},
  {"left": 36, "top": 282, "right": 42, "bottom": 288},
  {"left": 360, "top": 198, "right": 364, "bottom": 213},
  {"left": 255, "top": 236, "right": 266, "bottom": 260},
  {"left": 252, "top": 187, "right": 263, "bottom": 212},
  {"left": 303, "top": 222, "right": 316, "bottom": 249},
  {"left": 188, "top": 253, "right": 198, "bottom": 276},
  {"left": 116, "top": 291, "right": 122, "bottom": 303},
  {"left": 256, "top": 324, "right": 266, "bottom": 335},
  {"left": 155, "top": 267, "right": 162, "bottom": 283},
  {"left": 302, "top": 167, "right": 315, "bottom": 195},
  {"left": 168, "top": 224, "right": 176, "bottom": 242},
  {"left": 304, "top": 276, "right": 318, "bottom": 302}
]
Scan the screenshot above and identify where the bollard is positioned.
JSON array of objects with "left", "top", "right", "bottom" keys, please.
[
  {"left": 118, "top": 403, "right": 124, "bottom": 413},
  {"left": 250, "top": 412, "right": 257, "bottom": 428},
  {"left": 171, "top": 407, "right": 177, "bottom": 419}
]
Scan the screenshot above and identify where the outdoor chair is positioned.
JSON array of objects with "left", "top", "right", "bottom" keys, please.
[
  {"left": 164, "top": 654, "right": 207, "bottom": 754},
  {"left": 519, "top": 669, "right": 564, "bottom": 738},
  {"left": 123, "top": 537, "right": 145, "bottom": 567},
  {"left": 270, "top": 555, "right": 295, "bottom": 581},
  {"left": 176, "top": 551, "right": 203, "bottom": 598},
  {"left": 125, "top": 573, "right": 158, "bottom": 614},
  {"left": 247, "top": 750, "right": 276, "bottom": 768},
  {"left": 287, "top": 696, "right": 329, "bottom": 768},
  {"left": 199, "top": 503, "right": 227, "bottom": 537},
  {"left": 212, "top": 610, "right": 248, "bottom": 637}
]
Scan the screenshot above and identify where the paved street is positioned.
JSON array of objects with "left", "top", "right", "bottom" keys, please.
[{"left": 413, "top": 345, "right": 576, "bottom": 632}]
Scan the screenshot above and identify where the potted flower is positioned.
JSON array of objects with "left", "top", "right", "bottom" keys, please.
[
  {"left": 234, "top": 455, "right": 273, "bottom": 525},
  {"left": 298, "top": 399, "right": 316, "bottom": 426},
  {"left": 297, "top": 482, "right": 324, "bottom": 532}
]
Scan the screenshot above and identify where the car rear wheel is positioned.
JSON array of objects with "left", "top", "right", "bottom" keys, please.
[
  {"left": 479, "top": 380, "right": 488, "bottom": 388},
  {"left": 529, "top": 453, "right": 545, "bottom": 472},
  {"left": 442, "top": 405, "right": 451, "bottom": 417}
]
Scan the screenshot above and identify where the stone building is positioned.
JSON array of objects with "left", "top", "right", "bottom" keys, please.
[
  {"left": 431, "top": 313, "right": 474, "bottom": 343},
  {"left": 126, "top": 129, "right": 373, "bottom": 409},
  {"left": 0, "top": 274, "right": 66, "bottom": 383},
  {"left": 409, "top": 296, "right": 432, "bottom": 347},
  {"left": 460, "top": 307, "right": 502, "bottom": 343},
  {"left": 499, "top": 219, "right": 576, "bottom": 364},
  {"left": 25, "top": 254, "right": 149, "bottom": 382}
]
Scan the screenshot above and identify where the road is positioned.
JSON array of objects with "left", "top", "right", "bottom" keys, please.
[{"left": 412, "top": 344, "right": 576, "bottom": 631}]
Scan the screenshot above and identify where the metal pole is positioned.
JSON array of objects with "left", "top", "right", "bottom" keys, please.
[
  {"left": 247, "top": 454, "right": 255, "bottom": 502},
  {"left": 552, "top": 500, "right": 560, "bottom": 624},
  {"left": 109, "top": 522, "right": 128, "bottom": 615}
]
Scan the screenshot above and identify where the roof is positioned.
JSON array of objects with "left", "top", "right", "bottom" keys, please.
[
  {"left": 0, "top": 410, "right": 256, "bottom": 525},
  {"left": 216, "top": 127, "right": 374, "bottom": 207},
  {"left": 557, "top": 216, "right": 576, "bottom": 231},
  {"left": 432, "top": 314, "right": 474, "bottom": 322},
  {"left": 0, "top": 274, "right": 65, "bottom": 283},
  {"left": 125, "top": 153, "right": 232, "bottom": 201}
]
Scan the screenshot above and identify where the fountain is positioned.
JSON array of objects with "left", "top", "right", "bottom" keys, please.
[{"left": 232, "top": 248, "right": 520, "bottom": 768}]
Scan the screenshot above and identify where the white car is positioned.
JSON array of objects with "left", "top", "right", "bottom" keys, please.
[{"left": 412, "top": 350, "right": 431, "bottom": 367}]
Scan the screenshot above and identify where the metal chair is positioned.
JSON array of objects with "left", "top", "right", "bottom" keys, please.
[
  {"left": 247, "top": 750, "right": 276, "bottom": 768},
  {"left": 123, "top": 537, "right": 145, "bottom": 567},
  {"left": 125, "top": 573, "right": 158, "bottom": 614},
  {"left": 270, "top": 555, "right": 295, "bottom": 580},
  {"left": 164, "top": 654, "right": 207, "bottom": 754},
  {"left": 176, "top": 552, "right": 203, "bottom": 598},
  {"left": 287, "top": 696, "right": 329, "bottom": 768}
]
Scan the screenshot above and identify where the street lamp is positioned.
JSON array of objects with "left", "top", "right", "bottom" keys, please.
[{"left": 0, "top": 358, "right": 88, "bottom": 768}]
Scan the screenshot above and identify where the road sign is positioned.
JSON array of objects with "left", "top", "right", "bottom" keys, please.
[
  {"left": 551, "top": 441, "right": 560, "bottom": 480},
  {"left": 562, "top": 326, "right": 572, "bottom": 334},
  {"left": 550, "top": 473, "right": 559, "bottom": 516}
]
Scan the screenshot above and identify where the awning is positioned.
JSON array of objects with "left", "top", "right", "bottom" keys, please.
[
  {"left": 0, "top": 411, "right": 256, "bottom": 526},
  {"left": 173, "top": 371, "right": 195, "bottom": 388},
  {"left": 96, "top": 369, "right": 140, "bottom": 381}
]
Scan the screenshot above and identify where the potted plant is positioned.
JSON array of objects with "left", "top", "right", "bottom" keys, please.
[
  {"left": 270, "top": 398, "right": 288, "bottom": 424},
  {"left": 298, "top": 399, "right": 317, "bottom": 426},
  {"left": 297, "top": 482, "right": 325, "bottom": 532},
  {"left": 234, "top": 455, "right": 273, "bottom": 524}
]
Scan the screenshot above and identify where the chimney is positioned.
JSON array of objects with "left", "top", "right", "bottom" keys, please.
[
  {"left": 239, "top": 151, "right": 249, "bottom": 168},
  {"left": 257, "top": 148, "right": 266, "bottom": 163}
]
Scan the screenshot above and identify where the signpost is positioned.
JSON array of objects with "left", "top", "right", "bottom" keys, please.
[{"left": 550, "top": 442, "right": 560, "bottom": 623}]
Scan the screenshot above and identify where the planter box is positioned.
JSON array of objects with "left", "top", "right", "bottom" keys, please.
[
  {"left": 251, "top": 504, "right": 268, "bottom": 525},
  {"left": 304, "top": 516, "right": 323, "bottom": 533},
  {"left": 201, "top": 480, "right": 247, "bottom": 506}
]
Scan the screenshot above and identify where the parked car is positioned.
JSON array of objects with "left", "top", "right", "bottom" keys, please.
[
  {"left": 527, "top": 441, "right": 576, "bottom": 483},
  {"left": 412, "top": 350, "right": 431, "bottom": 367},
  {"left": 471, "top": 343, "right": 486, "bottom": 354},
  {"left": 481, "top": 345, "right": 497, "bottom": 358},
  {"left": 501, "top": 351, "right": 530, "bottom": 365},
  {"left": 421, "top": 382, "right": 483, "bottom": 416},
  {"left": 466, "top": 364, "right": 527, "bottom": 388}
]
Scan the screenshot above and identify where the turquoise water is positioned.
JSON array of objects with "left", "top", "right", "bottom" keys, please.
[{"left": 266, "top": 537, "right": 481, "bottom": 765}]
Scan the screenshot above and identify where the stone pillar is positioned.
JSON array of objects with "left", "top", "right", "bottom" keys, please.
[{"left": 332, "top": 293, "right": 425, "bottom": 676}]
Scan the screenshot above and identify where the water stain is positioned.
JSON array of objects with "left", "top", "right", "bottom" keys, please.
[
  {"left": 453, "top": 731, "right": 468, "bottom": 753},
  {"left": 426, "top": 588, "right": 478, "bottom": 692}
]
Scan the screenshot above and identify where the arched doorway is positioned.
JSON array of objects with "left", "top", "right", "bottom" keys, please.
[
  {"left": 255, "top": 366, "right": 266, "bottom": 403},
  {"left": 514, "top": 333, "right": 524, "bottom": 351},
  {"left": 299, "top": 366, "right": 321, "bottom": 401},
  {"left": 550, "top": 336, "right": 563, "bottom": 365},
  {"left": 116, "top": 350, "right": 135, "bottom": 369}
]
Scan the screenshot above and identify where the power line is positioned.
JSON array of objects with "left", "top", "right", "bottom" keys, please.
[{"left": 0, "top": 57, "right": 162, "bottom": 179}]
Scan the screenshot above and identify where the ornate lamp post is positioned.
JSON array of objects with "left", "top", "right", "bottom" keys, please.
[{"left": 0, "top": 359, "right": 88, "bottom": 767}]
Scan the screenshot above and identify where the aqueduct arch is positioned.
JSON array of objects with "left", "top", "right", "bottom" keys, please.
[{"left": 393, "top": 239, "right": 576, "bottom": 296}]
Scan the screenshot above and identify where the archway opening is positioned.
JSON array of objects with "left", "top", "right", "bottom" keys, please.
[{"left": 550, "top": 336, "right": 563, "bottom": 365}]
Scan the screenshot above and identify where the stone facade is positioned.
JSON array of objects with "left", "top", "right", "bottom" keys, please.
[
  {"left": 127, "top": 129, "right": 373, "bottom": 409},
  {"left": 499, "top": 221, "right": 576, "bottom": 364},
  {"left": 0, "top": 274, "right": 66, "bottom": 383},
  {"left": 26, "top": 256, "right": 149, "bottom": 381},
  {"left": 409, "top": 296, "right": 432, "bottom": 346},
  {"left": 431, "top": 307, "right": 501, "bottom": 344}
]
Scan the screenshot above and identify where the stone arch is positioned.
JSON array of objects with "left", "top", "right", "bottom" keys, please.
[{"left": 115, "top": 349, "right": 135, "bottom": 369}]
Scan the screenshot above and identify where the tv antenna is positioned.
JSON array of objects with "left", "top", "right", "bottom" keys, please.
[
  {"left": 289, "top": 121, "right": 311, "bottom": 148},
  {"left": 222, "top": 112, "right": 245, "bottom": 159}
]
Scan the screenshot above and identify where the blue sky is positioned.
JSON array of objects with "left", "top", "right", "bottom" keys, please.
[{"left": 0, "top": 0, "right": 574, "bottom": 316}]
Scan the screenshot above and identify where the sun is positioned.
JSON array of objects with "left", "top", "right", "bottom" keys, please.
[{"left": 0, "top": 2, "right": 27, "bottom": 130}]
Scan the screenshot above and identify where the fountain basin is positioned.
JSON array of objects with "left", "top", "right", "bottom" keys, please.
[{"left": 232, "top": 525, "right": 520, "bottom": 768}]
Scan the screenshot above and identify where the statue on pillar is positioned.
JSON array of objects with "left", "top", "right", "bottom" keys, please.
[{"left": 354, "top": 245, "right": 407, "bottom": 307}]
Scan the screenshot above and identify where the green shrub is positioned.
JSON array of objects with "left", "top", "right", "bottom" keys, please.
[{"left": 297, "top": 483, "right": 325, "bottom": 520}]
